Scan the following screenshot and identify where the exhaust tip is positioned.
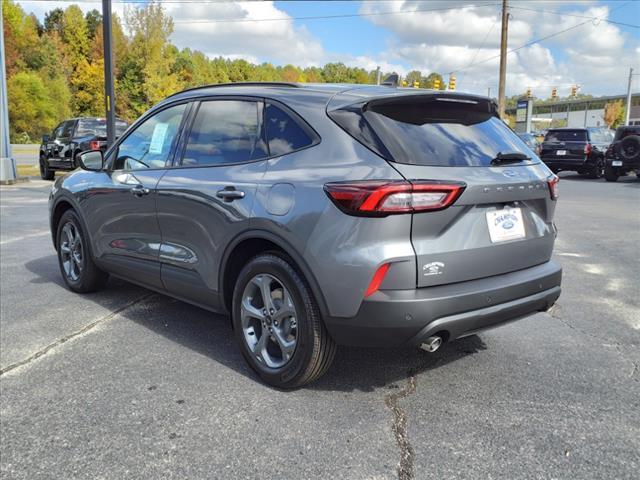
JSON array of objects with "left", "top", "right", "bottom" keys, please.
[{"left": 420, "top": 336, "right": 443, "bottom": 353}]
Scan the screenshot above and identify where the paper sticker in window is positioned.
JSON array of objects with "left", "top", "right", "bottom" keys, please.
[{"left": 148, "top": 123, "right": 169, "bottom": 154}]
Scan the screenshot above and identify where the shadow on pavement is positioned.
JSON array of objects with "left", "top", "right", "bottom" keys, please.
[{"left": 24, "top": 253, "right": 487, "bottom": 392}]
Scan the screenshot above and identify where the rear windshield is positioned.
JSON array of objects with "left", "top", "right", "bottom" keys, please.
[
  {"left": 544, "top": 130, "right": 587, "bottom": 142},
  {"left": 329, "top": 96, "right": 537, "bottom": 167},
  {"left": 76, "top": 119, "right": 128, "bottom": 137}
]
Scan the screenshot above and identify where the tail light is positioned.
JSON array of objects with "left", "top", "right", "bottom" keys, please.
[
  {"left": 584, "top": 143, "right": 592, "bottom": 155},
  {"left": 547, "top": 174, "right": 559, "bottom": 200},
  {"left": 90, "top": 140, "right": 100, "bottom": 151},
  {"left": 324, "top": 180, "right": 465, "bottom": 216}
]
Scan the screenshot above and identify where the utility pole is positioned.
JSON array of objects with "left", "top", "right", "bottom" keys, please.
[
  {"left": 0, "top": 0, "right": 17, "bottom": 184},
  {"left": 625, "top": 67, "right": 633, "bottom": 126},
  {"left": 375, "top": 66, "right": 381, "bottom": 85},
  {"left": 102, "top": 0, "right": 116, "bottom": 147},
  {"left": 498, "top": 0, "right": 509, "bottom": 119}
]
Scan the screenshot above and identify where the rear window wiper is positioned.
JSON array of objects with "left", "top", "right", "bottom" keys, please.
[{"left": 490, "top": 151, "right": 530, "bottom": 165}]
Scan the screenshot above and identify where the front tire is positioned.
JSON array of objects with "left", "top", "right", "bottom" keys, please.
[
  {"left": 232, "top": 253, "right": 336, "bottom": 388},
  {"left": 56, "top": 210, "right": 108, "bottom": 293}
]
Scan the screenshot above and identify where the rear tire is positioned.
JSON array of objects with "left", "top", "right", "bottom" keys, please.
[
  {"left": 56, "top": 210, "right": 108, "bottom": 293},
  {"left": 587, "top": 157, "right": 604, "bottom": 179},
  {"left": 604, "top": 165, "right": 619, "bottom": 182},
  {"left": 40, "top": 156, "right": 54, "bottom": 180},
  {"left": 232, "top": 253, "right": 336, "bottom": 388}
]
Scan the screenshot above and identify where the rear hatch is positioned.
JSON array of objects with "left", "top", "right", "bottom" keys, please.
[
  {"left": 329, "top": 91, "right": 557, "bottom": 288},
  {"left": 540, "top": 129, "right": 588, "bottom": 162}
]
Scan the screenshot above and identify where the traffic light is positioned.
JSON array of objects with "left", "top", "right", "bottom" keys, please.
[
  {"left": 526, "top": 87, "right": 532, "bottom": 99},
  {"left": 413, "top": 81, "right": 420, "bottom": 88},
  {"left": 570, "top": 85, "right": 579, "bottom": 97},
  {"left": 551, "top": 87, "right": 558, "bottom": 100},
  {"left": 433, "top": 78, "right": 441, "bottom": 90},
  {"left": 448, "top": 74, "right": 456, "bottom": 91}
]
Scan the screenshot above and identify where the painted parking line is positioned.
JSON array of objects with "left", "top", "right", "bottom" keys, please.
[{"left": 0, "top": 230, "right": 51, "bottom": 246}]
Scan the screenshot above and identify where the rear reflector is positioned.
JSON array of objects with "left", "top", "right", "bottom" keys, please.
[
  {"left": 364, "top": 263, "right": 390, "bottom": 297},
  {"left": 324, "top": 180, "right": 465, "bottom": 216},
  {"left": 547, "top": 174, "right": 559, "bottom": 200}
]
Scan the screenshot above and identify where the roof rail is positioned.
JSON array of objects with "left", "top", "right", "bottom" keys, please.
[{"left": 168, "top": 82, "right": 300, "bottom": 98}]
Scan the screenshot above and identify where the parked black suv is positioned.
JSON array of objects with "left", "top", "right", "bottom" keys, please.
[
  {"left": 39, "top": 117, "right": 128, "bottom": 180},
  {"left": 539, "top": 127, "right": 610, "bottom": 178},
  {"left": 604, "top": 125, "right": 640, "bottom": 182}
]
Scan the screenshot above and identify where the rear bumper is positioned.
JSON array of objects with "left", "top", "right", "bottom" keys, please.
[
  {"left": 324, "top": 260, "right": 562, "bottom": 347},
  {"left": 541, "top": 156, "right": 589, "bottom": 170},
  {"left": 606, "top": 156, "right": 640, "bottom": 170}
]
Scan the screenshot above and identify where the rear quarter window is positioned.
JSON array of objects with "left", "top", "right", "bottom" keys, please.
[{"left": 265, "top": 103, "right": 315, "bottom": 156}]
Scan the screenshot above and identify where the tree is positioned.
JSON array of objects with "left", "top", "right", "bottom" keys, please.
[
  {"left": 7, "top": 72, "right": 57, "bottom": 141},
  {"left": 85, "top": 9, "right": 102, "bottom": 39},
  {"left": 61, "top": 5, "right": 90, "bottom": 71},
  {"left": 44, "top": 8, "right": 64, "bottom": 35},
  {"left": 405, "top": 70, "right": 422, "bottom": 86},
  {"left": 72, "top": 59, "right": 105, "bottom": 116},
  {"left": 604, "top": 100, "right": 625, "bottom": 129},
  {"left": 423, "top": 72, "right": 444, "bottom": 90}
]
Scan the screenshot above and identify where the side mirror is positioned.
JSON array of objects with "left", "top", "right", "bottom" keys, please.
[
  {"left": 77, "top": 150, "right": 104, "bottom": 171},
  {"left": 42, "top": 134, "right": 50, "bottom": 143}
]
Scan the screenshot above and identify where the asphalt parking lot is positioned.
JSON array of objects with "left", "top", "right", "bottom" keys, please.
[{"left": 1, "top": 173, "right": 639, "bottom": 480}]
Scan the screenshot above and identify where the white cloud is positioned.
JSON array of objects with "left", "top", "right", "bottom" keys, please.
[
  {"left": 357, "top": 0, "right": 639, "bottom": 97},
  {"left": 166, "top": 1, "right": 326, "bottom": 67}
]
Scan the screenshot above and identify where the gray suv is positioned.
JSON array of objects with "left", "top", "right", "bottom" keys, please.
[{"left": 49, "top": 83, "right": 562, "bottom": 388}]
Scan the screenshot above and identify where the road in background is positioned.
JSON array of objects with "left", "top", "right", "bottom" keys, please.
[{"left": 1, "top": 174, "right": 639, "bottom": 479}]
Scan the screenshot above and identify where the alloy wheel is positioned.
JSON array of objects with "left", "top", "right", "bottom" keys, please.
[
  {"left": 59, "top": 221, "right": 83, "bottom": 282},
  {"left": 240, "top": 273, "right": 298, "bottom": 369}
]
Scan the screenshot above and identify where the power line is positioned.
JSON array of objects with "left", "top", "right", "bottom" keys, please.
[
  {"left": 508, "top": 5, "right": 639, "bottom": 29},
  {"left": 169, "top": 3, "right": 501, "bottom": 24},
  {"left": 451, "top": 1, "right": 632, "bottom": 74}
]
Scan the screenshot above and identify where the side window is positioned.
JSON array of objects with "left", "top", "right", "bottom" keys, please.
[
  {"left": 53, "top": 123, "right": 64, "bottom": 139},
  {"left": 114, "top": 103, "right": 186, "bottom": 171},
  {"left": 265, "top": 103, "right": 314, "bottom": 156},
  {"left": 182, "top": 100, "right": 268, "bottom": 167},
  {"left": 62, "top": 121, "right": 75, "bottom": 138}
]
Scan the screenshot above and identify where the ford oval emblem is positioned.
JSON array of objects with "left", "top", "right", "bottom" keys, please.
[{"left": 503, "top": 169, "right": 517, "bottom": 178}]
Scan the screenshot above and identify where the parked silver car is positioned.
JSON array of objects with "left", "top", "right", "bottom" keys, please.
[{"left": 49, "top": 82, "right": 562, "bottom": 387}]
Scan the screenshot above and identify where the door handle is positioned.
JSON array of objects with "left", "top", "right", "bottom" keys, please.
[
  {"left": 216, "top": 187, "right": 245, "bottom": 201},
  {"left": 131, "top": 185, "right": 150, "bottom": 197}
]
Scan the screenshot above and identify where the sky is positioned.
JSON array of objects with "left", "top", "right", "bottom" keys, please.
[{"left": 15, "top": 0, "right": 640, "bottom": 98}]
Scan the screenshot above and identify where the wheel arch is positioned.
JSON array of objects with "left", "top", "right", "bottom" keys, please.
[
  {"left": 50, "top": 195, "right": 92, "bottom": 252},
  {"left": 219, "top": 230, "right": 329, "bottom": 320}
]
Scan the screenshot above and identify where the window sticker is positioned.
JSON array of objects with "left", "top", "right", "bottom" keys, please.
[{"left": 148, "top": 123, "right": 169, "bottom": 154}]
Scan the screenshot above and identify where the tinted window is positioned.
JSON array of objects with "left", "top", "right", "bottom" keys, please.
[
  {"left": 265, "top": 103, "right": 314, "bottom": 156},
  {"left": 61, "top": 121, "right": 75, "bottom": 138},
  {"left": 115, "top": 103, "right": 186, "bottom": 170},
  {"left": 182, "top": 100, "right": 267, "bottom": 166},
  {"left": 359, "top": 98, "right": 534, "bottom": 167},
  {"left": 76, "top": 118, "right": 128, "bottom": 137},
  {"left": 544, "top": 130, "right": 587, "bottom": 142}
]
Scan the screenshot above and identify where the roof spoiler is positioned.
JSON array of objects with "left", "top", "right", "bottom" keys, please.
[{"left": 381, "top": 74, "right": 400, "bottom": 87}]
